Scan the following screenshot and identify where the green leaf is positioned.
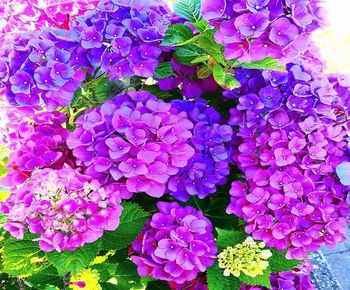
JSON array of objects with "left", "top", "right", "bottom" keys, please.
[
  {"left": 161, "top": 24, "right": 195, "bottom": 47},
  {"left": 112, "top": 261, "right": 142, "bottom": 290},
  {"left": 154, "top": 62, "right": 174, "bottom": 79},
  {"left": 101, "top": 202, "right": 148, "bottom": 250},
  {"left": 233, "top": 57, "right": 286, "bottom": 71},
  {"left": 191, "top": 55, "right": 210, "bottom": 64},
  {"left": 198, "top": 30, "right": 226, "bottom": 66},
  {"left": 212, "top": 66, "right": 240, "bottom": 90},
  {"left": 27, "top": 266, "right": 63, "bottom": 289},
  {"left": 2, "top": 237, "right": 46, "bottom": 276},
  {"left": 146, "top": 280, "right": 170, "bottom": 290},
  {"left": 192, "top": 20, "right": 209, "bottom": 32},
  {"left": 239, "top": 269, "right": 272, "bottom": 288},
  {"left": 173, "top": 0, "right": 202, "bottom": 23},
  {"left": 216, "top": 228, "right": 246, "bottom": 250},
  {"left": 174, "top": 44, "right": 204, "bottom": 66},
  {"left": 207, "top": 263, "right": 242, "bottom": 290},
  {"left": 45, "top": 242, "right": 100, "bottom": 276},
  {"left": 94, "top": 74, "right": 112, "bottom": 103},
  {"left": 197, "top": 65, "right": 212, "bottom": 79},
  {"left": 269, "top": 249, "right": 302, "bottom": 273}
]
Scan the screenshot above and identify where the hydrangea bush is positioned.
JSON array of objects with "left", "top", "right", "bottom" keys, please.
[{"left": 0, "top": 0, "right": 348, "bottom": 289}]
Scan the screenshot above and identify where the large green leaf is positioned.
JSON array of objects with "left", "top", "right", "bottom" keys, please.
[
  {"left": 239, "top": 270, "right": 272, "bottom": 288},
  {"left": 174, "top": 44, "right": 204, "bottom": 66},
  {"left": 113, "top": 261, "right": 142, "bottom": 290},
  {"left": 212, "top": 66, "right": 240, "bottom": 90},
  {"left": 161, "top": 24, "right": 195, "bottom": 47},
  {"left": 27, "top": 266, "right": 63, "bottom": 289},
  {"left": 207, "top": 263, "right": 242, "bottom": 290},
  {"left": 216, "top": 228, "right": 246, "bottom": 250},
  {"left": 173, "top": 0, "right": 202, "bottom": 23},
  {"left": 198, "top": 30, "right": 226, "bottom": 66},
  {"left": 269, "top": 249, "right": 302, "bottom": 272},
  {"left": 2, "top": 238, "right": 46, "bottom": 276},
  {"left": 45, "top": 242, "right": 101, "bottom": 276},
  {"left": 101, "top": 202, "right": 148, "bottom": 250},
  {"left": 154, "top": 62, "right": 174, "bottom": 79},
  {"left": 231, "top": 57, "right": 286, "bottom": 71}
]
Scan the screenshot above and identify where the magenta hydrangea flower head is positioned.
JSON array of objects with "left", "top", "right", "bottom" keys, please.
[
  {"left": 0, "top": 109, "right": 73, "bottom": 188},
  {"left": 0, "top": 166, "right": 123, "bottom": 252},
  {"left": 67, "top": 91, "right": 195, "bottom": 198},
  {"left": 168, "top": 98, "right": 233, "bottom": 201},
  {"left": 130, "top": 202, "right": 217, "bottom": 284},
  {"left": 201, "top": 0, "right": 326, "bottom": 62},
  {"left": 0, "top": 28, "right": 88, "bottom": 109},
  {"left": 240, "top": 259, "right": 315, "bottom": 290},
  {"left": 226, "top": 50, "right": 350, "bottom": 260},
  {"left": 70, "top": 0, "right": 173, "bottom": 80},
  {"left": 0, "top": 0, "right": 99, "bottom": 47}
]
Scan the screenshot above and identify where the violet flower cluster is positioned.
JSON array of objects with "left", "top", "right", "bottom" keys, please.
[
  {"left": 70, "top": 0, "right": 172, "bottom": 80},
  {"left": 130, "top": 202, "right": 217, "bottom": 284},
  {"left": 240, "top": 259, "right": 315, "bottom": 290},
  {"left": 0, "top": 109, "right": 72, "bottom": 188},
  {"left": 201, "top": 0, "right": 326, "bottom": 62},
  {"left": 0, "top": 166, "right": 123, "bottom": 252},
  {"left": 67, "top": 91, "right": 195, "bottom": 198},
  {"left": 168, "top": 98, "right": 233, "bottom": 201},
  {"left": 226, "top": 51, "right": 350, "bottom": 259},
  {"left": 0, "top": 28, "right": 87, "bottom": 109},
  {"left": 0, "top": 0, "right": 99, "bottom": 46}
]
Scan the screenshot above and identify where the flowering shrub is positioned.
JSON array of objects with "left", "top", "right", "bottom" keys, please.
[{"left": 0, "top": 0, "right": 348, "bottom": 289}]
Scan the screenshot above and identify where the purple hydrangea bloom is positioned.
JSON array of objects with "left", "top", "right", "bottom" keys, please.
[
  {"left": 226, "top": 48, "right": 350, "bottom": 260},
  {"left": 240, "top": 259, "right": 315, "bottom": 290},
  {"left": 168, "top": 98, "right": 233, "bottom": 201},
  {"left": 130, "top": 202, "right": 217, "bottom": 284},
  {"left": 201, "top": 0, "right": 326, "bottom": 62},
  {"left": 67, "top": 91, "right": 195, "bottom": 198},
  {"left": 0, "top": 29, "right": 86, "bottom": 109},
  {"left": 0, "top": 166, "right": 123, "bottom": 252},
  {"left": 0, "top": 109, "right": 73, "bottom": 188},
  {"left": 71, "top": 0, "right": 173, "bottom": 80}
]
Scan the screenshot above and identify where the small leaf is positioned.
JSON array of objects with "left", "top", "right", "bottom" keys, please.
[
  {"left": 234, "top": 57, "right": 286, "bottom": 71},
  {"left": 192, "top": 19, "right": 209, "bottom": 32},
  {"left": 101, "top": 202, "right": 148, "bottom": 250},
  {"left": 2, "top": 237, "right": 46, "bottom": 276},
  {"left": 239, "top": 269, "right": 272, "bottom": 288},
  {"left": 161, "top": 24, "right": 195, "bottom": 47},
  {"left": 198, "top": 30, "right": 226, "bottom": 66},
  {"left": 191, "top": 55, "right": 210, "bottom": 64},
  {"left": 154, "top": 62, "right": 174, "bottom": 79},
  {"left": 207, "top": 263, "right": 242, "bottom": 290},
  {"left": 212, "top": 66, "right": 240, "bottom": 90},
  {"left": 45, "top": 242, "right": 101, "bottom": 276},
  {"left": 216, "top": 228, "right": 246, "bottom": 250},
  {"left": 269, "top": 249, "right": 302, "bottom": 272},
  {"left": 27, "top": 266, "right": 63, "bottom": 289},
  {"left": 173, "top": 0, "right": 202, "bottom": 23},
  {"left": 197, "top": 65, "right": 212, "bottom": 79},
  {"left": 174, "top": 44, "right": 204, "bottom": 66}
]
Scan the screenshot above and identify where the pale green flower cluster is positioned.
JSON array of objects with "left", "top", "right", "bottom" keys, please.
[{"left": 218, "top": 237, "right": 272, "bottom": 277}]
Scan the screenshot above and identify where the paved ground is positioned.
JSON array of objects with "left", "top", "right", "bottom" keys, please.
[{"left": 318, "top": 226, "right": 350, "bottom": 290}]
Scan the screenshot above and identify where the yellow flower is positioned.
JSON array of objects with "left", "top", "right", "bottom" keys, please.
[
  {"left": 91, "top": 250, "right": 115, "bottom": 265},
  {"left": 69, "top": 269, "right": 102, "bottom": 290},
  {"left": 218, "top": 237, "right": 272, "bottom": 278}
]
